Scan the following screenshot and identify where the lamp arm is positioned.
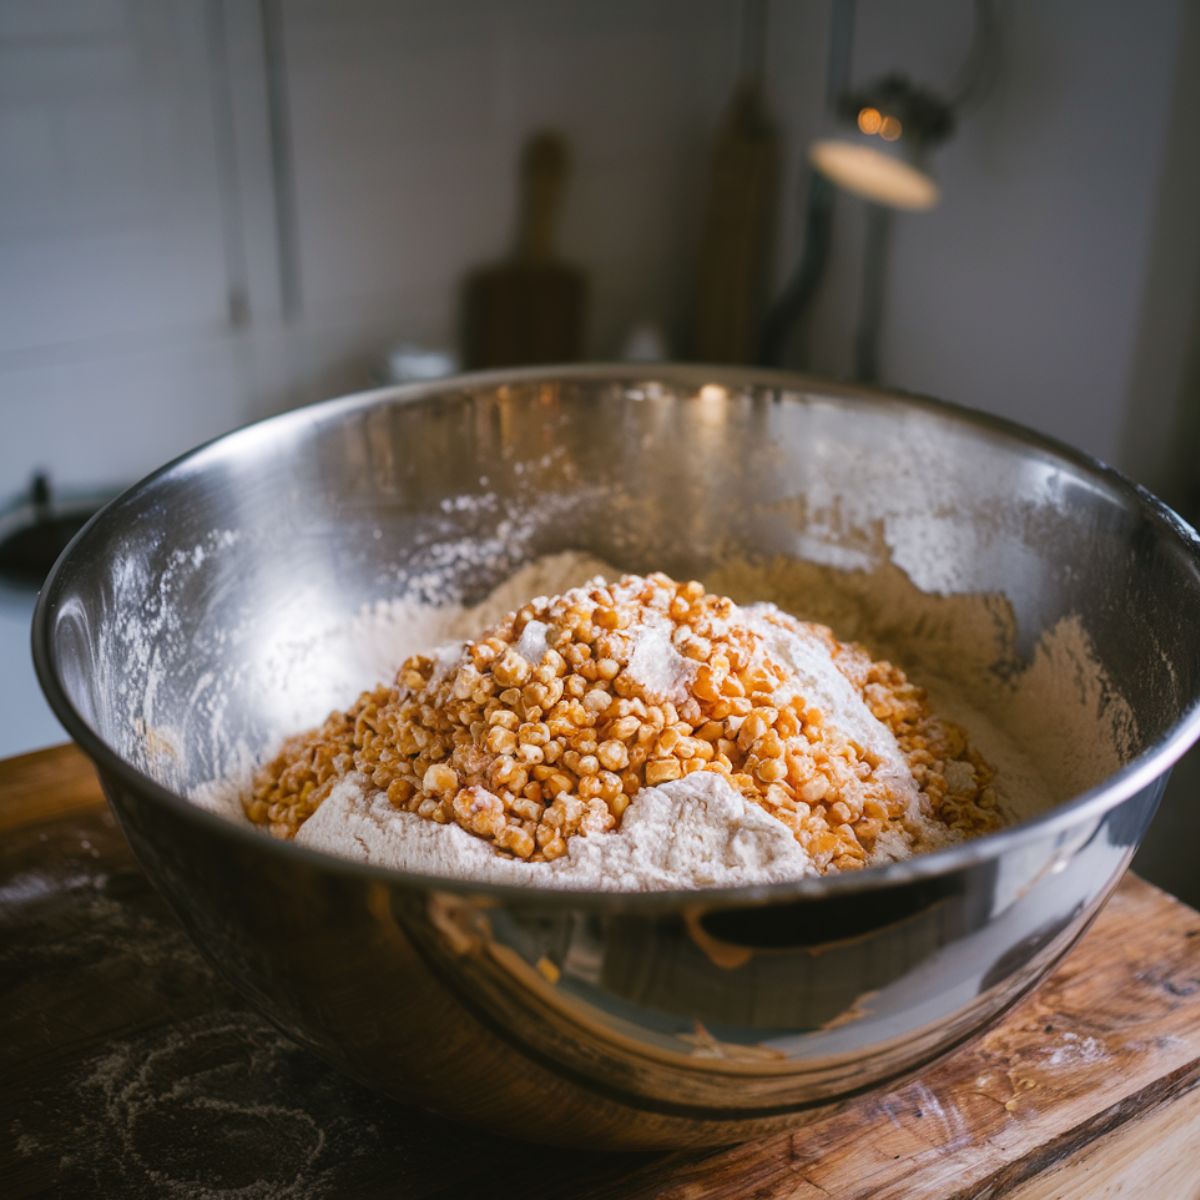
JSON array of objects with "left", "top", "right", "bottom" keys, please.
[
  {"left": 757, "top": 172, "right": 835, "bottom": 366},
  {"left": 754, "top": 0, "right": 856, "bottom": 367},
  {"left": 947, "top": 0, "right": 1001, "bottom": 111}
]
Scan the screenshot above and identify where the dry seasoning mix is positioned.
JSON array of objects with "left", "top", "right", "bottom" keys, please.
[{"left": 247, "top": 574, "right": 1000, "bottom": 874}]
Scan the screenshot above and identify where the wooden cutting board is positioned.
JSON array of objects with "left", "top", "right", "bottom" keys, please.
[
  {"left": 461, "top": 131, "right": 587, "bottom": 369},
  {"left": 2, "top": 744, "right": 1198, "bottom": 1199}
]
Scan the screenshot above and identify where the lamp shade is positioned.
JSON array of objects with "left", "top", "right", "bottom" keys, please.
[{"left": 809, "top": 74, "right": 954, "bottom": 212}]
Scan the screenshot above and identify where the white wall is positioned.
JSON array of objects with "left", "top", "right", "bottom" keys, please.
[
  {"left": 0, "top": 0, "right": 743, "bottom": 493},
  {"left": 0, "top": 0, "right": 250, "bottom": 489},
  {"left": 767, "top": 0, "right": 1195, "bottom": 478},
  {"left": 1117, "top": 0, "right": 1200, "bottom": 501},
  {"left": 234, "top": 0, "right": 745, "bottom": 416},
  {"left": 0, "top": 0, "right": 1195, "bottom": 496}
]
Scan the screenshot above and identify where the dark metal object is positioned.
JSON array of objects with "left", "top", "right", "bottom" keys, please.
[
  {"left": 835, "top": 73, "right": 952, "bottom": 384},
  {"left": 837, "top": 73, "right": 956, "bottom": 152},
  {"left": 854, "top": 202, "right": 891, "bottom": 383},
  {"left": 756, "top": 171, "right": 835, "bottom": 367},
  {"left": 32, "top": 366, "right": 1200, "bottom": 1147},
  {"left": 260, "top": 0, "right": 301, "bottom": 321},
  {"left": 203, "top": 0, "right": 251, "bottom": 329},
  {"left": 0, "top": 474, "right": 114, "bottom": 591},
  {"left": 762, "top": 1, "right": 997, "bottom": 373},
  {"left": 948, "top": 0, "right": 1002, "bottom": 110},
  {"left": 757, "top": 0, "right": 854, "bottom": 367}
]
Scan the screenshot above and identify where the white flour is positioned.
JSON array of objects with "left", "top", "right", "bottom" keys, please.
[
  {"left": 195, "top": 551, "right": 1063, "bottom": 890},
  {"left": 744, "top": 609, "right": 965, "bottom": 861},
  {"left": 624, "top": 614, "right": 698, "bottom": 704},
  {"left": 297, "top": 772, "right": 815, "bottom": 890}
]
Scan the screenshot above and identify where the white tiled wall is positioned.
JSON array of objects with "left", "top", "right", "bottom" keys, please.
[
  {"left": 0, "top": 0, "right": 746, "bottom": 493},
  {"left": 266, "top": 0, "right": 744, "bottom": 397},
  {"left": 2, "top": 0, "right": 1195, "bottom": 502},
  {"left": 0, "top": 0, "right": 246, "bottom": 487},
  {"left": 0, "top": 1, "right": 231, "bottom": 352}
]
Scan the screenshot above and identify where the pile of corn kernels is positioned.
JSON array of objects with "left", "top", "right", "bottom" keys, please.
[{"left": 247, "top": 573, "right": 1000, "bottom": 873}]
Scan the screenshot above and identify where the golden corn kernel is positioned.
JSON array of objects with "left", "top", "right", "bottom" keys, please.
[
  {"left": 756, "top": 758, "right": 787, "bottom": 784},
  {"left": 593, "top": 741, "right": 625, "bottom": 773},
  {"left": 485, "top": 726, "right": 517, "bottom": 755},
  {"left": 423, "top": 763, "right": 458, "bottom": 794},
  {"left": 249, "top": 571, "right": 999, "bottom": 871},
  {"left": 646, "top": 758, "right": 683, "bottom": 785},
  {"left": 610, "top": 715, "right": 641, "bottom": 740},
  {"left": 800, "top": 775, "right": 830, "bottom": 803}
]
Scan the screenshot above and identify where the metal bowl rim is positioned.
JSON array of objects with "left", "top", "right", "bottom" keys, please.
[{"left": 31, "top": 363, "right": 1200, "bottom": 910}]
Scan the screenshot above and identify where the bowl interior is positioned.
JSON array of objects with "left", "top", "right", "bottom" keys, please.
[{"left": 36, "top": 367, "right": 1200, "bottom": 834}]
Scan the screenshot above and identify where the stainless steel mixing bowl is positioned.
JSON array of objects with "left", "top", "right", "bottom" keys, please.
[{"left": 33, "top": 366, "right": 1200, "bottom": 1148}]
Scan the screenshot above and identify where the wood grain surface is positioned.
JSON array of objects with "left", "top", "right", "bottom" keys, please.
[{"left": 1, "top": 744, "right": 1198, "bottom": 1199}]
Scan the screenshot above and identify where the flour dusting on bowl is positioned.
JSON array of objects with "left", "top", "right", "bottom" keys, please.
[{"left": 186, "top": 550, "right": 1133, "bottom": 890}]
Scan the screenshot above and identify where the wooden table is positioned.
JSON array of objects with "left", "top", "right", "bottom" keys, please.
[{"left": 2, "top": 745, "right": 1198, "bottom": 1199}]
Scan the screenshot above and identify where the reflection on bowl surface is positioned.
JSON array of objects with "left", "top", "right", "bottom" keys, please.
[{"left": 33, "top": 366, "right": 1200, "bottom": 1147}]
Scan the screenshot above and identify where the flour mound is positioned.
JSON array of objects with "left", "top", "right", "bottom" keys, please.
[{"left": 296, "top": 771, "right": 815, "bottom": 890}]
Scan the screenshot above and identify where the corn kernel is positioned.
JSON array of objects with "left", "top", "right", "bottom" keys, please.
[{"left": 646, "top": 758, "right": 683, "bottom": 785}]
